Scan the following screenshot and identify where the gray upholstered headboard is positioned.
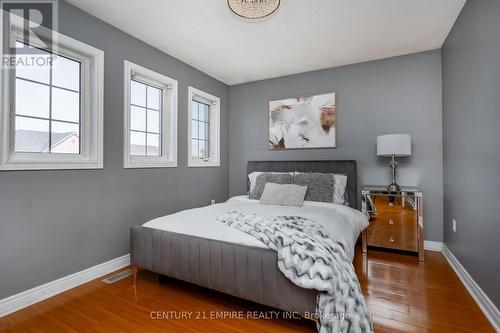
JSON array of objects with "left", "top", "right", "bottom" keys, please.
[{"left": 247, "top": 160, "right": 358, "bottom": 209}]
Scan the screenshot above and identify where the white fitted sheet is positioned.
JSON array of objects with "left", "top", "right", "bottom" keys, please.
[{"left": 143, "top": 196, "right": 368, "bottom": 261}]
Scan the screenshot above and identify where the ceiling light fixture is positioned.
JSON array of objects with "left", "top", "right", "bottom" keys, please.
[{"left": 228, "top": 0, "right": 280, "bottom": 19}]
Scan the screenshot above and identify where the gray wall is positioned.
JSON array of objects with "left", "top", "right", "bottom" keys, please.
[
  {"left": 228, "top": 50, "right": 444, "bottom": 242},
  {"left": 0, "top": 1, "right": 229, "bottom": 299},
  {"left": 442, "top": 0, "right": 500, "bottom": 307}
]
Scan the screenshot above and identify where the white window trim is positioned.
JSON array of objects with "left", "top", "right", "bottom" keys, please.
[
  {"left": 0, "top": 25, "right": 104, "bottom": 171},
  {"left": 188, "top": 86, "right": 220, "bottom": 167},
  {"left": 123, "top": 61, "right": 178, "bottom": 168}
]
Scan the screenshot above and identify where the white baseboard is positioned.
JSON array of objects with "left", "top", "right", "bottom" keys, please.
[
  {"left": 424, "top": 240, "right": 444, "bottom": 252},
  {"left": 442, "top": 246, "right": 500, "bottom": 332},
  {"left": 0, "top": 254, "right": 130, "bottom": 318}
]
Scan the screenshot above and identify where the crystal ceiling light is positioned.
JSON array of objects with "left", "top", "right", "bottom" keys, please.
[{"left": 228, "top": 0, "right": 280, "bottom": 19}]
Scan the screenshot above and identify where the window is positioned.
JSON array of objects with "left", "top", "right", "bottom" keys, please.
[
  {"left": 124, "top": 61, "right": 177, "bottom": 168},
  {"left": 0, "top": 27, "right": 104, "bottom": 170},
  {"left": 188, "top": 87, "right": 220, "bottom": 167},
  {"left": 14, "top": 42, "right": 81, "bottom": 155},
  {"left": 129, "top": 80, "right": 161, "bottom": 157},
  {"left": 191, "top": 99, "right": 210, "bottom": 160}
]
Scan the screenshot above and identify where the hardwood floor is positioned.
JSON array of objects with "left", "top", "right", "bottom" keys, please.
[{"left": 0, "top": 246, "right": 495, "bottom": 333}]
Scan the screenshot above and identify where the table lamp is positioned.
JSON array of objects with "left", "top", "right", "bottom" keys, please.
[{"left": 377, "top": 134, "right": 412, "bottom": 191}]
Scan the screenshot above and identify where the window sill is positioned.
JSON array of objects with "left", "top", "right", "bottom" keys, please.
[
  {"left": 124, "top": 156, "right": 177, "bottom": 169},
  {"left": 0, "top": 162, "right": 103, "bottom": 171},
  {"left": 188, "top": 160, "right": 220, "bottom": 168},
  {"left": 124, "top": 162, "right": 178, "bottom": 169}
]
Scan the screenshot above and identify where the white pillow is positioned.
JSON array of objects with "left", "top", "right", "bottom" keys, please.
[
  {"left": 333, "top": 174, "right": 348, "bottom": 204},
  {"left": 248, "top": 172, "right": 264, "bottom": 194},
  {"left": 259, "top": 183, "right": 308, "bottom": 207}
]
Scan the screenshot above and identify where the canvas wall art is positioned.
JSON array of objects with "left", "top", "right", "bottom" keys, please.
[{"left": 269, "top": 92, "right": 336, "bottom": 149}]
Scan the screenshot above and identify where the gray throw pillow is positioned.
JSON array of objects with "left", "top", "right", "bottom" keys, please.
[
  {"left": 248, "top": 172, "right": 292, "bottom": 194},
  {"left": 260, "top": 183, "right": 308, "bottom": 207},
  {"left": 249, "top": 172, "right": 292, "bottom": 199},
  {"left": 292, "top": 172, "right": 335, "bottom": 202}
]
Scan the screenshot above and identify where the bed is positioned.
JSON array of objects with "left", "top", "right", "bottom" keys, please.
[{"left": 130, "top": 160, "right": 364, "bottom": 317}]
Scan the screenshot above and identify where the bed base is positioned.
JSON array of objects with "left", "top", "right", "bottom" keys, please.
[{"left": 130, "top": 225, "right": 317, "bottom": 316}]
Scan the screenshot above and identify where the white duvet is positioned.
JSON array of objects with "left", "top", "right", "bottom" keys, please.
[{"left": 143, "top": 196, "right": 369, "bottom": 261}]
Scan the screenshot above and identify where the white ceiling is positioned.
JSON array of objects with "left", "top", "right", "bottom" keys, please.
[{"left": 66, "top": 0, "right": 466, "bottom": 85}]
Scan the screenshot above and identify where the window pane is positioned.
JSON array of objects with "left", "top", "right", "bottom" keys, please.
[
  {"left": 199, "top": 140, "right": 207, "bottom": 159},
  {"left": 147, "top": 133, "right": 160, "bottom": 156},
  {"left": 131, "top": 80, "right": 146, "bottom": 107},
  {"left": 51, "top": 121, "right": 79, "bottom": 154},
  {"left": 147, "top": 109, "right": 160, "bottom": 133},
  {"left": 15, "top": 79, "right": 50, "bottom": 119},
  {"left": 15, "top": 55, "right": 50, "bottom": 84},
  {"left": 191, "top": 120, "right": 198, "bottom": 139},
  {"left": 198, "top": 122, "right": 206, "bottom": 141},
  {"left": 199, "top": 103, "right": 208, "bottom": 122},
  {"left": 52, "top": 55, "right": 80, "bottom": 91},
  {"left": 205, "top": 106, "right": 210, "bottom": 124},
  {"left": 52, "top": 87, "right": 80, "bottom": 123},
  {"left": 191, "top": 101, "right": 199, "bottom": 120},
  {"left": 14, "top": 116, "right": 49, "bottom": 152},
  {"left": 130, "top": 131, "right": 146, "bottom": 156},
  {"left": 191, "top": 139, "right": 199, "bottom": 158},
  {"left": 147, "top": 86, "right": 161, "bottom": 110},
  {"left": 130, "top": 105, "right": 146, "bottom": 131}
]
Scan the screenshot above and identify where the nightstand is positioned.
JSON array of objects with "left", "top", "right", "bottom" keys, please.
[{"left": 361, "top": 186, "right": 424, "bottom": 261}]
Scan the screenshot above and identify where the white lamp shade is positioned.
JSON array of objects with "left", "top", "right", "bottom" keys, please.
[{"left": 377, "top": 134, "right": 412, "bottom": 157}]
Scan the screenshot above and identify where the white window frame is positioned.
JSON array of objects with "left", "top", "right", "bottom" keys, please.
[
  {"left": 123, "top": 61, "right": 178, "bottom": 168},
  {"left": 188, "top": 86, "right": 220, "bottom": 167},
  {"left": 0, "top": 25, "right": 104, "bottom": 171}
]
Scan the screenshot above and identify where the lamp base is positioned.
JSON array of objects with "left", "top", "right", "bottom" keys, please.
[
  {"left": 387, "top": 155, "right": 401, "bottom": 192},
  {"left": 387, "top": 183, "right": 401, "bottom": 192}
]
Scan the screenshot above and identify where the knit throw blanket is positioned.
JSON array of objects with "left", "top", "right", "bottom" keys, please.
[{"left": 218, "top": 211, "right": 372, "bottom": 333}]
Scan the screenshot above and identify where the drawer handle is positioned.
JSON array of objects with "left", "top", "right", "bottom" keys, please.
[
  {"left": 389, "top": 220, "right": 395, "bottom": 225},
  {"left": 388, "top": 236, "right": 395, "bottom": 243}
]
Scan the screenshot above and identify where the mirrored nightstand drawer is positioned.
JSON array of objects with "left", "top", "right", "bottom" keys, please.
[
  {"left": 369, "top": 212, "right": 417, "bottom": 232},
  {"left": 367, "top": 229, "right": 417, "bottom": 251}
]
